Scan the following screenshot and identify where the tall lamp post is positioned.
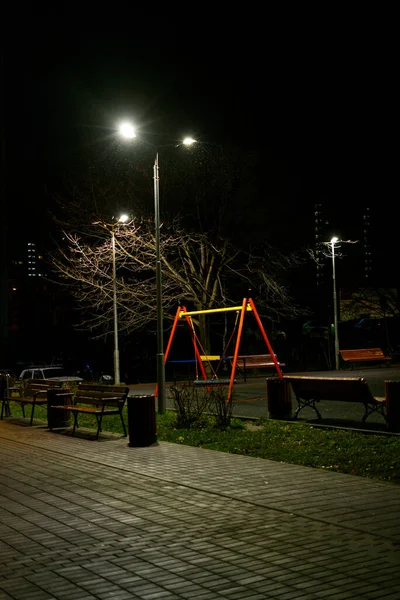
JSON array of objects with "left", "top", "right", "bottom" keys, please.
[
  {"left": 112, "top": 214, "right": 129, "bottom": 385},
  {"left": 331, "top": 237, "right": 340, "bottom": 370},
  {"left": 153, "top": 154, "right": 166, "bottom": 414},
  {"left": 118, "top": 122, "right": 196, "bottom": 413}
]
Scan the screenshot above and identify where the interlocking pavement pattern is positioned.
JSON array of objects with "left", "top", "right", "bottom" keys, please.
[{"left": 0, "top": 420, "right": 399, "bottom": 599}]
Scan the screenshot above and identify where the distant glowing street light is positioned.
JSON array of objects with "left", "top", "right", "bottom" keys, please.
[
  {"left": 119, "top": 122, "right": 136, "bottom": 139},
  {"left": 111, "top": 214, "right": 130, "bottom": 385},
  {"left": 117, "top": 123, "right": 197, "bottom": 413},
  {"left": 182, "top": 137, "right": 197, "bottom": 146},
  {"left": 331, "top": 237, "right": 340, "bottom": 370}
]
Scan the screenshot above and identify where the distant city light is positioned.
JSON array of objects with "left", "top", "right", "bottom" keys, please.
[{"left": 119, "top": 122, "right": 136, "bottom": 139}]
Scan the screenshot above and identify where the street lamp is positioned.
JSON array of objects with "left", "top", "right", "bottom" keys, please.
[
  {"left": 182, "top": 137, "right": 197, "bottom": 146},
  {"left": 119, "top": 122, "right": 196, "bottom": 413},
  {"left": 112, "top": 214, "right": 129, "bottom": 385},
  {"left": 118, "top": 122, "right": 136, "bottom": 139},
  {"left": 331, "top": 237, "right": 340, "bottom": 370},
  {"left": 153, "top": 153, "right": 166, "bottom": 413}
]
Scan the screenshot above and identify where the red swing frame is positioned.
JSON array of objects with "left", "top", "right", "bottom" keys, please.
[{"left": 161, "top": 298, "right": 282, "bottom": 402}]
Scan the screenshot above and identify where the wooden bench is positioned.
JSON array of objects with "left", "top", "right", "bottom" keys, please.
[
  {"left": 284, "top": 376, "right": 387, "bottom": 423},
  {"left": 340, "top": 348, "right": 391, "bottom": 368},
  {"left": 1, "top": 379, "right": 63, "bottom": 425},
  {"left": 50, "top": 384, "right": 129, "bottom": 440},
  {"left": 230, "top": 354, "right": 285, "bottom": 382}
]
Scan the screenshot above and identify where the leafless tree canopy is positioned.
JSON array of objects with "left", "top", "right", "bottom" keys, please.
[{"left": 50, "top": 153, "right": 302, "bottom": 346}]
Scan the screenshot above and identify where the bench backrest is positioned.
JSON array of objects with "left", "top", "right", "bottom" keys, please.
[
  {"left": 25, "top": 379, "right": 63, "bottom": 397},
  {"left": 284, "top": 376, "right": 376, "bottom": 403},
  {"left": 340, "top": 348, "right": 386, "bottom": 360},
  {"left": 74, "top": 384, "right": 129, "bottom": 408},
  {"left": 230, "top": 354, "right": 279, "bottom": 366}
]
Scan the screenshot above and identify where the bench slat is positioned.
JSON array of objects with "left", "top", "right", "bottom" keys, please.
[
  {"left": 340, "top": 348, "right": 391, "bottom": 363},
  {"left": 235, "top": 354, "right": 283, "bottom": 366},
  {"left": 227, "top": 354, "right": 285, "bottom": 382},
  {"left": 52, "top": 405, "right": 120, "bottom": 415},
  {"left": 49, "top": 384, "right": 129, "bottom": 440},
  {"left": 1, "top": 379, "right": 65, "bottom": 425}
]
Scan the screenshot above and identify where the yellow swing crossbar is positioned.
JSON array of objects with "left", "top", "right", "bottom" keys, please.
[{"left": 179, "top": 304, "right": 253, "bottom": 318}]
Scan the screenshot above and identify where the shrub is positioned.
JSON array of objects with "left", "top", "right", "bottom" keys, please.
[
  {"left": 207, "top": 386, "right": 233, "bottom": 428},
  {"left": 170, "top": 382, "right": 209, "bottom": 428}
]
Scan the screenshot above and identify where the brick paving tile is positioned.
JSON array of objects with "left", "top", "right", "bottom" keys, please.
[{"left": 1, "top": 422, "right": 400, "bottom": 600}]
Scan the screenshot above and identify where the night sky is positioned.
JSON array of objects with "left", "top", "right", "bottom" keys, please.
[{"left": 3, "top": 32, "right": 396, "bottom": 250}]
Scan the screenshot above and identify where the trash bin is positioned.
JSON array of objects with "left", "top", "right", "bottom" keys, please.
[
  {"left": 127, "top": 395, "right": 157, "bottom": 447},
  {"left": 267, "top": 377, "right": 292, "bottom": 419},
  {"left": 385, "top": 380, "right": 400, "bottom": 432},
  {"left": 0, "top": 376, "right": 6, "bottom": 400},
  {"left": 47, "top": 388, "right": 72, "bottom": 429},
  {"left": 0, "top": 376, "right": 11, "bottom": 417}
]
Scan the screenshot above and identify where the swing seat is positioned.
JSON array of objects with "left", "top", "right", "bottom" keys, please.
[{"left": 194, "top": 379, "right": 236, "bottom": 386}]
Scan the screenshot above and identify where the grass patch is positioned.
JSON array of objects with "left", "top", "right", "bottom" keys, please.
[{"left": 5, "top": 402, "right": 400, "bottom": 483}]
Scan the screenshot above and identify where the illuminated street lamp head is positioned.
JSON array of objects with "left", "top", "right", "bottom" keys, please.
[
  {"left": 331, "top": 236, "right": 339, "bottom": 244},
  {"left": 118, "top": 214, "right": 129, "bottom": 223},
  {"left": 182, "top": 137, "right": 196, "bottom": 146},
  {"left": 119, "top": 122, "right": 136, "bottom": 139}
]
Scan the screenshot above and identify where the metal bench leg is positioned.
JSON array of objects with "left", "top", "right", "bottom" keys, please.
[
  {"left": 362, "top": 404, "right": 369, "bottom": 422},
  {"left": 95, "top": 415, "right": 102, "bottom": 440},
  {"left": 21, "top": 403, "right": 25, "bottom": 418},
  {"left": 2, "top": 398, "right": 11, "bottom": 418},
  {"left": 119, "top": 410, "right": 127, "bottom": 436},
  {"left": 293, "top": 402, "right": 301, "bottom": 419},
  {"left": 313, "top": 401, "right": 322, "bottom": 420},
  {"left": 363, "top": 403, "right": 387, "bottom": 423},
  {"left": 30, "top": 401, "right": 35, "bottom": 426},
  {"left": 294, "top": 397, "right": 322, "bottom": 420},
  {"left": 72, "top": 412, "right": 79, "bottom": 435}
]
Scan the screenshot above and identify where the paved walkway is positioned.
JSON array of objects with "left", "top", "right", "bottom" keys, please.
[{"left": 0, "top": 419, "right": 399, "bottom": 599}]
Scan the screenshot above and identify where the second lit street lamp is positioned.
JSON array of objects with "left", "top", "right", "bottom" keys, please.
[
  {"left": 331, "top": 236, "right": 340, "bottom": 370},
  {"left": 112, "top": 214, "right": 129, "bottom": 385},
  {"left": 118, "top": 122, "right": 196, "bottom": 413}
]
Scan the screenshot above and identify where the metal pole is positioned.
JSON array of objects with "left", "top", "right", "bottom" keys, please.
[
  {"left": 154, "top": 154, "right": 166, "bottom": 413},
  {"left": 112, "top": 230, "right": 120, "bottom": 384},
  {"left": 332, "top": 240, "right": 340, "bottom": 370},
  {"left": 0, "top": 52, "right": 9, "bottom": 368}
]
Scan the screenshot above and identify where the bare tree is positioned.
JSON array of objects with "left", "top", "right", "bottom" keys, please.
[
  {"left": 51, "top": 208, "right": 300, "bottom": 351},
  {"left": 50, "top": 144, "right": 302, "bottom": 351}
]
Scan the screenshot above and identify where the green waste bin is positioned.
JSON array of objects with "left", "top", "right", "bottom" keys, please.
[
  {"left": 47, "top": 388, "right": 72, "bottom": 429},
  {"left": 127, "top": 395, "right": 157, "bottom": 447}
]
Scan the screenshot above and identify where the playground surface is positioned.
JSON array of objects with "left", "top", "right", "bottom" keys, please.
[
  {"left": 1, "top": 412, "right": 400, "bottom": 599},
  {"left": 129, "top": 364, "right": 400, "bottom": 431}
]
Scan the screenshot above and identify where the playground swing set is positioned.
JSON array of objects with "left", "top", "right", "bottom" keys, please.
[{"left": 164, "top": 297, "right": 283, "bottom": 402}]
